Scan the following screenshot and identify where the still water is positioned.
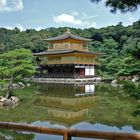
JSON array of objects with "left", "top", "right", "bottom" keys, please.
[{"left": 0, "top": 83, "right": 140, "bottom": 140}]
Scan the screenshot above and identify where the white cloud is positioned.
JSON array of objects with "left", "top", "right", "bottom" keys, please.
[
  {"left": 53, "top": 14, "right": 82, "bottom": 25},
  {"left": 91, "top": 22, "right": 96, "bottom": 27},
  {"left": 5, "top": 24, "right": 24, "bottom": 31},
  {"left": 53, "top": 12, "right": 97, "bottom": 28},
  {"left": 16, "top": 23, "right": 24, "bottom": 31},
  {"left": 35, "top": 27, "right": 42, "bottom": 31},
  {"left": 5, "top": 25, "right": 45, "bottom": 31},
  {"left": 128, "top": 17, "right": 135, "bottom": 22},
  {"left": 71, "top": 11, "right": 79, "bottom": 16},
  {"left": 123, "top": 16, "right": 136, "bottom": 26},
  {"left": 81, "top": 15, "right": 98, "bottom": 20},
  {"left": 0, "top": 0, "right": 23, "bottom": 12},
  {"left": 5, "top": 26, "right": 13, "bottom": 30},
  {"left": 81, "top": 21, "right": 96, "bottom": 28}
]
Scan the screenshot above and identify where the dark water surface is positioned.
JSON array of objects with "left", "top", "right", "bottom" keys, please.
[{"left": 0, "top": 83, "right": 140, "bottom": 140}]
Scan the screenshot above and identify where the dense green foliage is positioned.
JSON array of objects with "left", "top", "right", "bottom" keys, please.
[
  {"left": 90, "top": 0, "right": 140, "bottom": 13},
  {"left": 118, "top": 80, "right": 140, "bottom": 99},
  {"left": 0, "top": 21, "right": 140, "bottom": 78},
  {"left": 0, "top": 49, "right": 35, "bottom": 80},
  {"left": 0, "top": 129, "right": 34, "bottom": 140}
]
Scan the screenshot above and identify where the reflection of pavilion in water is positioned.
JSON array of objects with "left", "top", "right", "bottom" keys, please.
[{"left": 34, "top": 83, "right": 95, "bottom": 126}]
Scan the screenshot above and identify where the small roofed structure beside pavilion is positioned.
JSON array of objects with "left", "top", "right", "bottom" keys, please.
[{"left": 34, "top": 29, "right": 101, "bottom": 82}]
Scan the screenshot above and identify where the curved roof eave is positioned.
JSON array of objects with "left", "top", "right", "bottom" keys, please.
[
  {"left": 33, "top": 50, "right": 102, "bottom": 56},
  {"left": 44, "top": 33, "right": 92, "bottom": 42}
]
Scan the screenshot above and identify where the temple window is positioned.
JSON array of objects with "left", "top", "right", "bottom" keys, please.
[{"left": 64, "top": 43, "right": 70, "bottom": 48}]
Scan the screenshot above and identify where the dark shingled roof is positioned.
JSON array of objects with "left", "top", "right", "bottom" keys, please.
[
  {"left": 44, "top": 32, "right": 92, "bottom": 42},
  {"left": 33, "top": 50, "right": 102, "bottom": 56}
]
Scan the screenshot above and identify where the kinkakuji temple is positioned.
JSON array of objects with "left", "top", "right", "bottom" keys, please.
[{"left": 34, "top": 29, "right": 101, "bottom": 80}]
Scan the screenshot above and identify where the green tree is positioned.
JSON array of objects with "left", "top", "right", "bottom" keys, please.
[
  {"left": 123, "top": 37, "right": 140, "bottom": 59},
  {"left": 107, "top": 56, "right": 140, "bottom": 76},
  {"left": 90, "top": 0, "right": 140, "bottom": 13},
  {"left": 0, "top": 43, "right": 6, "bottom": 52},
  {"left": 0, "top": 20, "right": 140, "bottom": 78},
  {"left": 0, "top": 49, "right": 35, "bottom": 98}
]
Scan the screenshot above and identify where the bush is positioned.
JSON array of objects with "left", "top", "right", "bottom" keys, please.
[
  {"left": 118, "top": 80, "right": 140, "bottom": 99},
  {"left": 132, "top": 105, "right": 140, "bottom": 117}
]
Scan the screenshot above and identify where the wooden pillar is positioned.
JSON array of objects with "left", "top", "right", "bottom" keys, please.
[
  {"left": 63, "top": 131, "right": 72, "bottom": 140},
  {"left": 73, "top": 65, "right": 76, "bottom": 78}
]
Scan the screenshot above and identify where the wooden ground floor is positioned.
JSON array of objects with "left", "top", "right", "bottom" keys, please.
[{"left": 35, "top": 64, "right": 95, "bottom": 78}]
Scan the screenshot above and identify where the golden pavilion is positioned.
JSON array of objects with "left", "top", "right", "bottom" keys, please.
[{"left": 34, "top": 29, "right": 101, "bottom": 79}]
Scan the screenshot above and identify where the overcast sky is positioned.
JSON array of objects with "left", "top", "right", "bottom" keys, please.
[{"left": 0, "top": 0, "right": 140, "bottom": 31}]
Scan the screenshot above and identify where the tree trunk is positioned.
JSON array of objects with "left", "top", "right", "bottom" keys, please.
[{"left": 5, "top": 77, "right": 13, "bottom": 99}]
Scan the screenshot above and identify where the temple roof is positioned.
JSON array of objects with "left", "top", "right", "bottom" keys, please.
[
  {"left": 34, "top": 50, "right": 101, "bottom": 56},
  {"left": 44, "top": 29, "right": 92, "bottom": 42}
]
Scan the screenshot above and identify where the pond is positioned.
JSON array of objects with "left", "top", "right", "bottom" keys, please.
[{"left": 0, "top": 83, "right": 140, "bottom": 140}]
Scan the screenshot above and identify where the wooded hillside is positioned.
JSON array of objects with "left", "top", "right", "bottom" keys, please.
[{"left": 0, "top": 20, "right": 140, "bottom": 78}]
